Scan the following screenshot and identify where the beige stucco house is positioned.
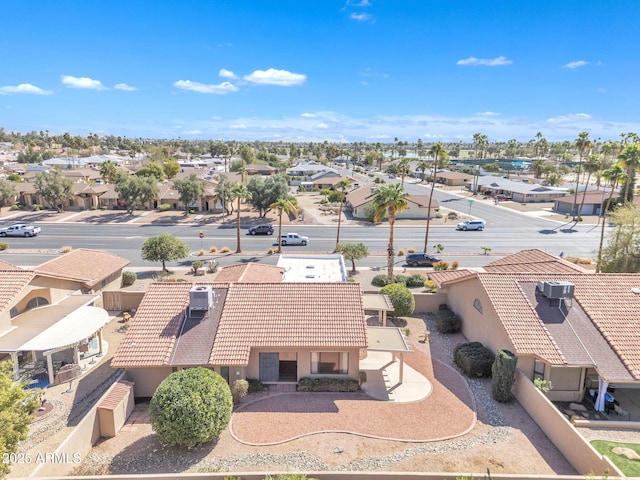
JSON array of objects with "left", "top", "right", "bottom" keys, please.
[
  {"left": 346, "top": 185, "right": 439, "bottom": 220},
  {"left": 111, "top": 282, "right": 369, "bottom": 397},
  {"left": 0, "top": 249, "right": 130, "bottom": 387},
  {"left": 428, "top": 249, "right": 640, "bottom": 412}
]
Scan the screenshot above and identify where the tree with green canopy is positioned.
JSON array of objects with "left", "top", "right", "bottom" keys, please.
[
  {"left": 247, "top": 174, "right": 289, "bottom": 217},
  {"left": 0, "top": 179, "right": 17, "bottom": 213},
  {"left": 173, "top": 174, "right": 205, "bottom": 215},
  {"left": 0, "top": 361, "right": 41, "bottom": 478},
  {"left": 34, "top": 169, "right": 73, "bottom": 213},
  {"left": 336, "top": 242, "right": 369, "bottom": 274},
  {"left": 141, "top": 233, "right": 189, "bottom": 272}
]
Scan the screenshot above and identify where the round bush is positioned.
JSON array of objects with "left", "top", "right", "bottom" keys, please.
[
  {"left": 405, "top": 274, "right": 426, "bottom": 288},
  {"left": 380, "top": 283, "right": 415, "bottom": 318},
  {"left": 121, "top": 271, "right": 136, "bottom": 287},
  {"left": 149, "top": 368, "right": 232, "bottom": 447},
  {"left": 371, "top": 274, "right": 388, "bottom": 287}
]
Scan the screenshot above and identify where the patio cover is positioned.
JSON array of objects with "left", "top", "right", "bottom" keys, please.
[
  {"left": 362, "top": 294, "right": 394, "bottom": 326},
  {"left": 0, "top": 294, "right": 103, "bottom": 352},
  {"left": 366, "top": 326, "right": 412, "bottom": 352}
]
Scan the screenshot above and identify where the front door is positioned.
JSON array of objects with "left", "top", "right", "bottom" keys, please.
[{"left": 259, "top": 353, "right": 279, "bottom": 382}]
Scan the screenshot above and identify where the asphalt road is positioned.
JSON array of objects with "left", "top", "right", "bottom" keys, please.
[{"left": 0, "top": 187, "right": 607, "bottom": 271}]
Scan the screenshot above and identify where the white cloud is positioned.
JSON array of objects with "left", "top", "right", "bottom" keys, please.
[
  {"left": 0, "top": 83, "right": 53, "bottom": 95},
  {"left": 219, "top": 68, "right": 238, "bottom": 80},
  {"left": 316, "top": 123, "right": 329, "bottom": 129},
  {"left": 456, "top": 56, "right": 513, "bottom": 66},
  {"left": 243, "top": 68, "right": 306, "bottom": 86},
  {"left": 301, "top": 113, "right": 317, "bottom": 118},
  {"left": 350, "top": 12, "right": 373, "bottom": 21},
  {"left": 477, "top": 111, "right": 500, "bottom": 116},
  {"left": 563, "top": 60, "right": 588, "bottom": 69},
  {"left": 173, "top": 80, "right": 239, "bottom": 94},
  {"left": 546, "top": 113, "right": 592, "bottom": 124},
  {"left": 346, "top": 0, "right": 371, "bottom": 6},
  {"left": 61, "top": 75, "right": 108, "bottom": 90},
  {"left": 114, "top": 83, "right": 137, "bottom": 91}
]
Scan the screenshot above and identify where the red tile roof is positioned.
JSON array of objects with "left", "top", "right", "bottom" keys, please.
[
  {"left": 215, "top": 263, "right": 284, "bottom": 283},
  {"left": 442, "top": 271, "right": 640, "bottom": 380},
  {"left": 484, "top": 249, "right": 587, "bottom": 274},
  {"left": 0, "top": 270, "right": 36, "bottom": 319},
  {"left": 34, "top": 248, "right": 131, "bottom": 289},
  {"left": 0, "top": 259, "right": 22, "bottom": 270},
  {"left": 112, "top": 282, "right": 367, "bottom": 368}
]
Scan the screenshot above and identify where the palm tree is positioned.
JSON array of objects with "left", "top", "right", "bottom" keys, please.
[
  {"left": 398, "top": 158, "right": 411, "bottom": 186},
  {"left": 271, "top": 197, "right": 297, "bottom": 253},
  {"left": 335, "top": 178, "right": 351, "bottom": 251},
  {"left": 596, "top": 164, "right": 625, "bottom": 272},
  {"left": 571, "top": 131, "right": 592, "bottom": 220},
  {"left": 423, "top": 142, "right": 445, "bottom": 253},
  {"left": 618, "top": 143, "right": 640, "bottom": 204},
  {"left": 231, "top": 184, "right": 252, "bottom": 253},
  {"left": 416, "top": 159, "right": 429, "bottom": 182},
  {"left": 576, "top": 155, "right": 602, "bottom": 217},
  {"left": 373, "top": 183, "right": 409, "bottom": 285}
]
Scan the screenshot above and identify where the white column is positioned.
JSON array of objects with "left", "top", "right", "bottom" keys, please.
[
  {"left": 399, "top": 353, "right": 404, "bottom": 384},
  {"left": 73, "top": 345, "right": 80, "bottom": 365},
  {"left": 595, "top": 377, "right": 609, "bottom": 412},
  {"left": 46, "top": 352, "right": 54, "bottom": 385},
  {"left": 11, "top": 352, "right": 18, "bottom": 378}
]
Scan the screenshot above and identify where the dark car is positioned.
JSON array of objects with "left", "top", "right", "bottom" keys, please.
[
  {"left": 406, "top": 253, "right": 441, "bottom": 267},
  {"left": 248, "top": 224, "right": 274, "bottom": 235}
]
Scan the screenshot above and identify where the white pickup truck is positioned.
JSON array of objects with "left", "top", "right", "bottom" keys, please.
[
  {"left": 0, "top": 223, "right": 42, "bottom": 237},
  {"left": 280, "top": 233, "right": 309, "bottom": 246}
]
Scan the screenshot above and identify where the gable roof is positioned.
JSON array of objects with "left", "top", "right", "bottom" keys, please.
[
  {"left": 34, "top": 248, "right": 130, "bottom": 289},
  {"left": 0, "top": 259, "right": 22, "bottom": 270},
  {"left": 215, "top": 263, "right": 284, "bottom": 283},
  {"left": 112, "top": 282, "right": 367, "bottom": 368},
  {"left": 484, "top": 249, "right": 587, "bottom": 274}
]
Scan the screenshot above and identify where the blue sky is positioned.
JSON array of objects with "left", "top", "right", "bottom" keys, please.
[{"left": 1, "top": 1, "right": 639, "bottom": 143}]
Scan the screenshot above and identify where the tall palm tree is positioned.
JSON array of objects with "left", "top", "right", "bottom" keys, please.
[
  {"left": 618, "top": 143, "right": 640, "bottom": 204},
  {"left": 334, "top": 178, "right": 351, "bottom": 251},
  {"left": 423, "top": 142, "right": 445, "bottom": 253},
  {"left": 398, "top": 158, "right": 411, "bottom": 186},
  {"left": 576, "top": 155, "right": 602, "bottom": 217},
  {"left": 373, "top": 183, "right": 409, "bottom": 285},
  {"left": 271, "top": 197, "right": 297, "bottom": 253},
  {"left": 416, "top": 159, "right": 429, "bottom": 182},
  {"left": 596, "top": 164, "right": 625, "bottom": 272},
  {"left": 231, "top": 184, "right": 252, "bottom": 253},
  {"left": 571, "top": 131, "right": 592, "bottom": 220}
]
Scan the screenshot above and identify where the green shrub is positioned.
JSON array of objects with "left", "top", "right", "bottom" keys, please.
[
  {"left": 491, "top": 349, "right": 518, "bottom": 402},
  {"left": 191, "top": 260, "right": 204, "bottom": 274},
  {"left": 359, "top": 370, "right": 367, "bottom": 385},
  {"left": 433, "top": 261, "right": 449, "bottom": 271},
  {"left": 297, "top": 377, "right": 360, "bottom": 392},
  {"left": 231, "top": 379, "right": 249, "bottom": 405},
  {"left": 149, "top": 368, "right": 232, "bottom": 447},
  {"left": 372, "top": 274, "right": 388, "bottom": 287},
  {"left": 454, "top": 342, "right": 495, "bottom": 378},
  {"left": 158, "top": 203, "right": 171, "bottom": 211},
  {"left": 380, "top": 283, "right": 415, "bottom": 318},
  {"left": 406, "top": 274, "right": 426, "bottom": 288},
  {"left": 247, "top": 378, "right": 266, "bottom": 393},
  {"left": 121, "top": 271, "right": 136, "bottom": 287},
  {"left": 435, "top": 305, "right": 461, "bottom": 333},
  {"left": 265, "top": 474, "right": 318, "bottom": 480},
  {"left": 424, "top": 279, "right": 437, "bottom": 292},
  {"left": 31, "top": 203, "right": 41, "bottom": 211},
  {"left": 0, "top": 242, "right": 8, "bottom": 251}
]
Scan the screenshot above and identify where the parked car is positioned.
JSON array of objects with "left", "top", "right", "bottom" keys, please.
[
  {"left": 494, "top": 194, "right": 512, "bottom": 201},
  {"left": 248, "top": 224, "right": 274, "bottom": 235},
  {"left": 456, "top": 220, "right": 486, "bottom": 231},
  {"left": 406, "top": 253, "right": 441, "bottom": 267},
  {"left": 0, "top": 223, "right": 41, "bottom": 237}
]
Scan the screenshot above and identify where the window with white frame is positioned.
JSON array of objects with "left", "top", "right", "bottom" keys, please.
[{"left": 311, "top": 352, "right": 348, "bottom": 375}]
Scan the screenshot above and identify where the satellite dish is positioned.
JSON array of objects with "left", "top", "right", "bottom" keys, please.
[
  {"left": 56, "top": 364, "right": 82, "bottom": 393},
  {"left": 632, "top": 288, "right": 640, "bottom": 295}
]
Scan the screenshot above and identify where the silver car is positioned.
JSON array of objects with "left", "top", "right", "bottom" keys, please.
[{"left": 456, "top": 220, "right": 485, "bottom": 231}]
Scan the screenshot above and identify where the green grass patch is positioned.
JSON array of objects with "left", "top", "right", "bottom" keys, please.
[{"left": 590, "top": 439, "right": 640, "bottom": 477}]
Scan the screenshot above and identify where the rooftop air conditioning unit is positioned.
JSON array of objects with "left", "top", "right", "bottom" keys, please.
[
  {"left": 537, "top": 281, "right": 575, "bottom": 300},
  {"left": 189, "top": 285, "right": 214, "bottom": 312}
]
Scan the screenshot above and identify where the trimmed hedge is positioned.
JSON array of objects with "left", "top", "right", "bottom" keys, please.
[
  {"left": 492, "top": 349, "right": 518, "bottom": 402},
  {"left": 454, "top": 342, "right": 495, "bottom": 378},
  {"left": 372, "top": 273, "right": 426, "bottom": 288},
  {"left": 435, "top": 305, "right": 461, "bottom": 333},
  {"left": 121, "top": 271, "right": 136, "bottom": 287},
  {"left": 297, "top": 377, "right": 360, "bottom": 392}
]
